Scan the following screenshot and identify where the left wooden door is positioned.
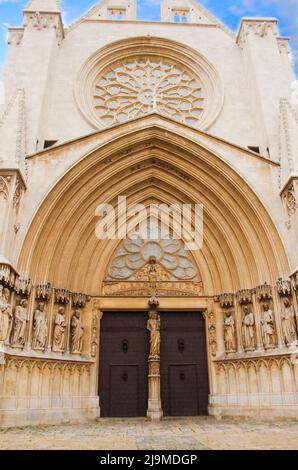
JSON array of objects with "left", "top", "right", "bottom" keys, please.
[{"left": 99, "top": 312, "right": 149, "bottom": 417}]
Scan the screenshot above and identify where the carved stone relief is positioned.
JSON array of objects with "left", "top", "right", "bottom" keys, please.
[
  {"left": 103, "top": 238, "right": 203, "bottom": 297},
  {"left": 0, "top": 285, "right": 12, "bottom": 342},
  {"left": 11, "top": 298, "right": 28, "bottom": 348},
  {"left": 32, "top": 302, "right": 48, "bottom": 351},
  {"left": 52, "top": 306, "right": 67, "bottom": 353},
  {"left": 223, "top": 309, "right": 237, "bottom": 354},
  {"left": 70, "top": 309, "right": 84, "bottom": 354}
]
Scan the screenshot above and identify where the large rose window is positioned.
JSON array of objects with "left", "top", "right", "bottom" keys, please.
[{"left": 93, "top": 58, "right": 205, "bottom": 127}]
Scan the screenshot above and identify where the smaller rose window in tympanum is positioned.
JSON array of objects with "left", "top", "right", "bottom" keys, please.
[{"left": 93, "top": 58, "right": 205, "bottom": 127}]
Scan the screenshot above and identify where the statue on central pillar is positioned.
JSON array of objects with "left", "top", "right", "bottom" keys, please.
[
  {"left": 146, "top": 295, "right": 163, "bottom": 421},
  {"left": 147, "top": 305, "right": 160, "bottom": 358}
]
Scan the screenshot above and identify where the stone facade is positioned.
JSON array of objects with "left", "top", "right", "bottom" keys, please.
[{"left": 0, "top": 0, "right": 297, "bottom": 426}]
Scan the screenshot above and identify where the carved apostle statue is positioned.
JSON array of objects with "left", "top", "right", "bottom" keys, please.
[
  {"left": 147, "top": 309, "right": 161, "bottom": 358},
  {"left": 261, "top": 303, "right": 275, "bottom": 349},
  {"left": 224, "top": 310, "right": 236, "bottom": 353},
  {"left": 281, "top": 298, "right": 297, "bottom": 346},
  {"left": 242, "top": 306, "right": 256, "bottom": 351},
  {"left": 52, "top": 306, "right": 67, "bottom": 352},
  {"left": 0, "top": 285, "right": 13, "bottom": 342},
  {"left": 70, "top": 309, "right": 84, "bottom": 354},
  {"left": 32, "top": 302, "right": 48, "bottom": 350},
  {"left": 12, "top": 299, "right": 29, "bottom": 347}
]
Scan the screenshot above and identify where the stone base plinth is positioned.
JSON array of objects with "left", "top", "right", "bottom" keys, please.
[{"left": 147, "top": 398, "right": 163, "bottom": 421}]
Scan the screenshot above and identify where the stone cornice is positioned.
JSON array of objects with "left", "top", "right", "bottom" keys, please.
[
  {"left": 236, "top": 17, "right": 278, "bottom": 48},
  {"left": 25, "top": 113, "right": 280, "bottom": 167},
  {"left": 0, "top": 347, "right": 94, "bottom": 365},
  {"left": 23, "top": 10, "right": 64, "bottom": 44}
]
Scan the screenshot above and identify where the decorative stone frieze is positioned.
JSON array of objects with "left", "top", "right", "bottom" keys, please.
[{"left": 207, "top": 310, "right": 217, "bottom": 357}]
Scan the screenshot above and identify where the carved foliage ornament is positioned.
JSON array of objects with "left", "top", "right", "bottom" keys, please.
[
  {"left": 283, "top": 184, "right": 297, "bottom": 217},
  {"left": 93, "top": 57, "right": 205, "bottom": 128},
  {"left": 207, "top": 311, "right": 217, "bottom": 357}
]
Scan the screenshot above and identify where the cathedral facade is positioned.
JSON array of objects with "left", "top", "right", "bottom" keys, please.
[{"left": 0, "top": 0, "right": 298, "bottom": 427}]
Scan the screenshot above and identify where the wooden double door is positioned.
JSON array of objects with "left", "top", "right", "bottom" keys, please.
[{"left": 99, "top": 311, "right": 209, "bottom": 417}]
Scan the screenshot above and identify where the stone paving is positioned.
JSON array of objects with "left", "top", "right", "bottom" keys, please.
[{"left": 1, "top": 417, "right": 298, "bottom": 450}]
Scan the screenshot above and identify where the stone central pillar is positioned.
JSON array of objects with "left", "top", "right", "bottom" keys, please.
[{"left": 146, "top": 295, "right": 163, "bottom": 421}]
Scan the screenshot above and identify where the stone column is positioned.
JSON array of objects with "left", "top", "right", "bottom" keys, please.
[
  {"left": 252, "top": 290, "right": 264, "bottom": 351},
  {"left": 25, "top": 285, "right": 36, "bottom": 351},
  {"left": 147, "top": 296, "right": 163, "bottom": 421}
]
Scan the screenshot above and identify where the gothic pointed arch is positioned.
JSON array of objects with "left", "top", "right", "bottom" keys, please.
[{"left": 18, "top": 115, "right": 289, "bottom": 297}]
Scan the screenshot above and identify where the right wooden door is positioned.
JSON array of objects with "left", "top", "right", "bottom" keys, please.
[{"left": 160, "top": 312, "right": 209, "bottom": 416}]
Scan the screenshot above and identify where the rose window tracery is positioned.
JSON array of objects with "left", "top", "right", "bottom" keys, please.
[{"left": 93, "top": 57, "right": 205, "bottom": 127}]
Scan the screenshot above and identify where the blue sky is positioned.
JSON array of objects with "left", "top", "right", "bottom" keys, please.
[{"left": 0, "top": 0, "right": 297, "bottom": 75}]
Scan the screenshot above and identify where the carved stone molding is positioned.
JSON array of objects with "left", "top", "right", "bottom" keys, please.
[
  {"left": 207, "top": 311, "right": 217, "bottom": 357},
  {"left": 256, "top": 283, "right": 272, "bottom": 301},
  {"left": 35, "top": 283, "right": 52, "bottom": 301},
  {"left": 12, "top": 177, "right": 23, "bottom": 211},
  {"left": 90, "top": 311, "right": 98, "bottom": 358},
  {"left": 215, "top": 353, "right": 296, "bottom": 374},
  {"left": 283, "top": 184, "right": 297, "bottom": 217}
]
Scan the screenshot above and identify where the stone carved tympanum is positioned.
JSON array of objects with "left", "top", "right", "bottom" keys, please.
[
  {"left": 261, "top": 303, "right": 276, "bottom": 349},
  {"left": 242, "top": 306, "right": 256, "bottom": 351},
  {"left": 32, "top": 302, "right": 48, "bottom": 350},
  {"left": 281, "top": 298, "right": 297, "bottom": 346},
  {"left": 70, "top": 309, "right": 84, "bottom": 354},
  {"left": 12, "top": 299, "right": 28, "bottom": 347},
  {"left": 52, "top": 306, "right": 67, "bottom": 352},
  {"left": 0, "top": 285, "right": 12, "bottom": 342},
  {"left": 224, "top": 310, "right": 236, "bottom": 353}
]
